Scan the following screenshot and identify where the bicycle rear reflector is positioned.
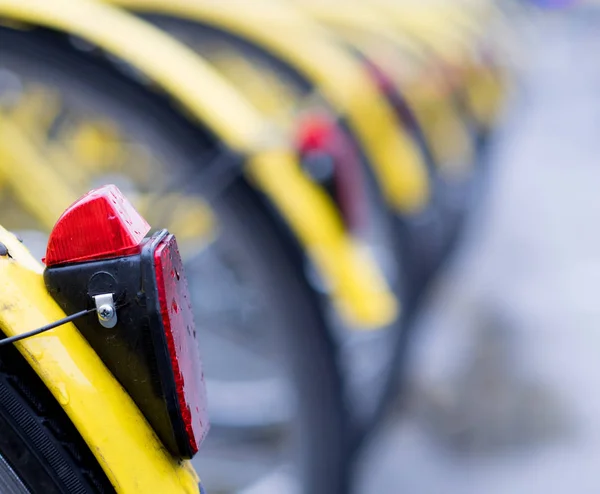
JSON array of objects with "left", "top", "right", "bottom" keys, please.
[
  {"left": 44, "top": 184, "right": 209, "bottom": 458},
  {"left": 44, "top": 185, "right": 151, "bottom": 266},
  {"left": 295, "top": 113, "right": 366, "bottom": 230}
]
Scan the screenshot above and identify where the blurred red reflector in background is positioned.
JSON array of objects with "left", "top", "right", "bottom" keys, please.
[
  {"left": 153, "top": 233, "right": 209, "bottom": 454},
  {"left": 295, "top": 113, "right": 367, "bottom": 230},
  {"left": 44, "top": 184, "right": 150, "bottom": 266},
  {"left": 295, "top": 113, "right": 334, "bottom": 152}
]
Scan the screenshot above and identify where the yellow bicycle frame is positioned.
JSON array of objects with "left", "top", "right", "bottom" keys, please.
[
  {"left": 0, "top": 0, "right": 397, "bottom": 329},
  {"left": 0, "top": 227, "right": 200, "bottom": 494},
  {"left": 104, "top": 0, "right": 431, "bottom": 215}
]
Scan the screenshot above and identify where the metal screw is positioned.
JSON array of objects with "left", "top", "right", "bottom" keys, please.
[
  {"left": 97, "top": 304, "right": 115, "bottom": 322},
  {"left": 94, "top": 293, "right": 117, "bottom": 329},
  {"left": 0, "top": 243, "right": 8, "bottom": 256}
]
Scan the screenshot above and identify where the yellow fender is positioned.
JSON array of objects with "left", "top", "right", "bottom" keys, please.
[
  {"left": 0, "top": 0, "right": 398, "bottom": 328},
  {"left": 372, "top": 0, "right": 485, "bottom": 66},
  {"left": 105, "top": 0, "right": 431, "bottom": 214},
  {"left": 0, "top": 227, "right": 200, "bottom": 494},
  {"left": 370, "top": 0, "right": 507, "bottom": 128},
  {"left": 295, "top": 0, "right": 476, "bottom": 178},
  {"left": 202, "top": 49, "right": 304, "bottom": 130}
]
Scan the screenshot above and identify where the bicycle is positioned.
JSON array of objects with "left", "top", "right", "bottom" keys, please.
[{"left": 0, "top": 0, "right": 402, "bottom": 491}]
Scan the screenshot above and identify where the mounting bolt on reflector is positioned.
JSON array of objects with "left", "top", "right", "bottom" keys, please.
[{"left": 94, "top": 293, "right": 117, "bottom": 328}]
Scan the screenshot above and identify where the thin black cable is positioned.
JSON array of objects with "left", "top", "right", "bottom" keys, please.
[{"left": 0, "top": 308, "right": 96, "bottom": 347}]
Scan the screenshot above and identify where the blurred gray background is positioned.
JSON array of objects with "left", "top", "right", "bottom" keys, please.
[{"left": 357, "top": 7, "right": 600, "bottom": 494}]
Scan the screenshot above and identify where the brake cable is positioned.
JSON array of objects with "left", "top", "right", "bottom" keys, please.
[{"left": 0, "top": 308, "right": 97, "bottom": 347}]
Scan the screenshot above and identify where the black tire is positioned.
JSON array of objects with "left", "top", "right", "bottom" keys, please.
[
  {"left": 0, "top": 331, "right": 114, "bottom": 494},
  {"left": 0, "top": 24, "right": 349, "bottom": 494}
]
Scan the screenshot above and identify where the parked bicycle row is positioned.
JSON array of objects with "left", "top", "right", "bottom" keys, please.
[{"left": 0, "top": 1, "right": 517, "bottom": 493}]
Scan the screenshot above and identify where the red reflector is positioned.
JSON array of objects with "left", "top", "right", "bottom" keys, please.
[
  {"left": 295, "top": 113, "right": 367, "bottom": 230},
  {"left": 154, "top": 234, "right": 209, "bottom": 454},
  {"left": 295, "top": 113, "right": 334, "bottom": 152},
  {"left": 44, "top": 184, "right": 150, "bottom": 266}
]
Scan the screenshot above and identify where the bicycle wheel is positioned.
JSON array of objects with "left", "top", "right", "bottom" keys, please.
[
  {"left": 0, "top": 24, "right": 347, "bottom": 494},
  {"left": 0, "top": 329, "right": 114, "bottom": 494},
  {"left": 136, "top": 12, "right": 413, "bottom": 446}
]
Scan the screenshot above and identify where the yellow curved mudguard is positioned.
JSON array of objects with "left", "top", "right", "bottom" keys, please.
[
  {"left": 0, "top": 0, "right": 398, "bottom": 328},
  {"left": 0, "top": 0, "right": 264, "bottom": 151},
  {"left": 247, "top": 150, "right": 397, "bottom": 324},
  {"left": 372, "top": 0, "right": 483, "bottom": 66},
  {"left": 296, "top": 0, "right": 476, "bottom": 178},
  {"left": 201, "top": 50, "right": 303, "bottom": 131},
  {"left": 105, "top": 0, "right": 431, "bottom": 214},
  {"left": 0, "top": 227, "right": 200, "bottom": 494},
  {"left": 371, "top": 0, "right": 506, "bottom": 128}
]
